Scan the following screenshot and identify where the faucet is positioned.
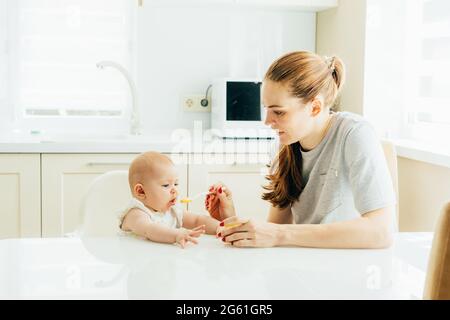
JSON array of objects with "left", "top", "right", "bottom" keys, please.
[{"left": 96, "top": 60, "right": 141, "bottom": 135}]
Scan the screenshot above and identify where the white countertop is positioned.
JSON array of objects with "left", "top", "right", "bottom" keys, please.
[
  {"left": 0, "top": 233, "right": 433, "bottom": 299},
  {"left": 0, "top": 133, "right": 274, "bottom": 154}
]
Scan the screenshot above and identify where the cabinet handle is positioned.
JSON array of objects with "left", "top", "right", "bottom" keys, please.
[{"left": 86, "top": 162, "right": 131, "bottom": 166}]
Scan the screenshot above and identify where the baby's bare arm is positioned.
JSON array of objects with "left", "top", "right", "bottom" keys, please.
[
  {"left": 122, "top": 209, "right": 178, "bottom": 244},
  {"left": 182, "top": 211, "right": 220, "bottom": 235}
]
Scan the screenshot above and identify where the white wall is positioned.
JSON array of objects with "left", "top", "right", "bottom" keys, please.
[
  {"left": 316, "top": 0, "right": 367, "bottom": 115},
  {"left": 0, "top": 0, "right": 9, "bottom": 126},
  {"left": 136, "top": 6, "right": 316, "bottom": 136},
  {"left": 399, "top": 157, "right": 450, "bottom": 232}
]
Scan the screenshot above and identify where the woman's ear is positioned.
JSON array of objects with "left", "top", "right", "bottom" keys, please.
[
  {"left": 134, "top": 183, "right": 146, "bottom": 200},
  {"left": 310, "top": 97, "right": 323, "bottom": 117}
]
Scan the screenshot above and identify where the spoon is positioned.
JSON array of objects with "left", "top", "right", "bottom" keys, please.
[
  {"left": 179, "top": 191, "right": 209, "bottom": 204},
  {"left": 180, "top": 187, "right": 227, "bottom": 204}
]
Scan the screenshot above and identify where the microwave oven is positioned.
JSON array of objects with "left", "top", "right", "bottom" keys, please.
[{"left": 211, "top": 78, "right": 274, "bottom": 138}]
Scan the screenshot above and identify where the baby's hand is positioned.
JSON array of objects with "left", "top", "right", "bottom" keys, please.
[{"left": 175, "top": 225, "right": 206, "bottom": 248}]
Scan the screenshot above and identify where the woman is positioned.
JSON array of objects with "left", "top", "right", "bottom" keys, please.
[{"left": 206, "top": 51, "right": 396, "bottom": 249}]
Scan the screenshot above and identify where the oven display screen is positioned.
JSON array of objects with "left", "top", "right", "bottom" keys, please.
[{"left": 226, "top": 81, "right": 261, "bottom": 121}]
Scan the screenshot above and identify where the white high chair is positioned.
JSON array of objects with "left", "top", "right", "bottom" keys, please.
[{"left": 79, "top": 170, "right": 131, "bottom": 237}]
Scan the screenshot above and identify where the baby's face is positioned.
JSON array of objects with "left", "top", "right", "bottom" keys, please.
[{"left": 140, "top": 163, "right": 179, "bottom": 212}]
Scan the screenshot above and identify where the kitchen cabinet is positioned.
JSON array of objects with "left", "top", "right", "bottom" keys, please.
[
  {"left": 1, "top": 152, "right": 269, "bottom": 238},
  {"left": 0, "top": 154, "right": 40, "bottom": 239},
  {"left": 188, "top": 153, "right": 270, "bottom": 221},
  {"left": 41, "top": 154, "right": 188, "bottom": 237}
]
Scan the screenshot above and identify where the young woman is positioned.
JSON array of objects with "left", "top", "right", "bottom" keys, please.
[{"left": 206, "top": 51, "right": 396, "bottom": 249}]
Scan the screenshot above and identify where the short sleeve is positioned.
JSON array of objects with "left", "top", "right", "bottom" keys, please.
[{"left": 344, "top": 123, "right": 396, "bottom": 214}]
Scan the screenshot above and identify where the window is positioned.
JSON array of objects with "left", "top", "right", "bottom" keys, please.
[
  {"left": 0, "top": 0, "right": 8, "bottom": 107},
  {"left": 404, "top": 0, "right": 450, "bottom": 143},
  {"left": 365, "top": 0, "right": 450, "bottom": 146},
  {"left": 3, "top": 0, "right": 135, "bottom": 135}
]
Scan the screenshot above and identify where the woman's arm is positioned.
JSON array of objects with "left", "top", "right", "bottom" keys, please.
[
  {"left": 277, "top": 206, "right": 394, "bottom": 249},
  {"left": 267, "top": 205, "right": 293, "bottom": 224},
  {"left": 221, "top": 206, "right": 394, "bottom": 249}
]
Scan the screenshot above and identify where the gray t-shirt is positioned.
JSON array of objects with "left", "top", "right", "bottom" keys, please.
[{"left": 270, "top": 112, "right": 396, "bottom": 225}]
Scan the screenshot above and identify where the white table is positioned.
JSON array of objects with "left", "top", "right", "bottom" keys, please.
[{"left": 0, "top": 233, "right": 433, "bottom": 299}]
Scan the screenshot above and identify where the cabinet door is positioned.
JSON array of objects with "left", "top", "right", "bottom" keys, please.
[
  {"left": 41, "top": 154, "right": 188, "bottom": 237},
  {"left": 188, "top": 153, "right": 270, "bottom": 221},
  {"left": 0, "top": 154, "right": 41, "bottom": 239}
]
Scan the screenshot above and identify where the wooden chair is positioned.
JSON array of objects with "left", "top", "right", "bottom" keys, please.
[{"left": 423, "top": 201, "right": 450, "bottom": 300}]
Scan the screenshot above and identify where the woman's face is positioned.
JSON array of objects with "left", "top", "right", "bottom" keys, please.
[{"left": 262, "top": 80, "right": 314, "bottom": 146}]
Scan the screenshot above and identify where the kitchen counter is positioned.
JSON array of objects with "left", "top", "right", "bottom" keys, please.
[
  {"left": 0, "top": 133, "right": 274, "bottom": 154},
  {"left": 0, "top": 233, "right": 433, "bottom": 299}
]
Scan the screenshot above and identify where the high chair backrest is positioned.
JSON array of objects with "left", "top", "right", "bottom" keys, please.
[
  {"left": 80, "top": 170, "right": 131, "bottom": 237},
  {"left": 423, "top": 202, "right": 450, "bottom": 300}
]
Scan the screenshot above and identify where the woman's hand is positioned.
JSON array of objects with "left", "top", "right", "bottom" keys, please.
[
  {"left": 205, "top": 183, "right": 236, "bottom": 221},
  {"left": 216, "top": 216, "right": 280, "bottom": 248},
  {"left": 175, "top": 225, "right": 205, "bottom": 249}
]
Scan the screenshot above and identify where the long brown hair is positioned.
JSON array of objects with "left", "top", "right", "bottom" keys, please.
[{"left": 262, "top": 51, "right": 345, "bottom": 208}]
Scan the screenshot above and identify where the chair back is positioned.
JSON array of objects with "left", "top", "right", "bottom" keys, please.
[
  {"left": 80, "top": 170, "right": 131, "bottom": 236},
  {"left": 423, "top": 202, "right": 450, "bottom": 300}
]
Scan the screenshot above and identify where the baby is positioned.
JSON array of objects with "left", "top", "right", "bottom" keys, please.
[{"left": 119, "top": 151, "right": 222, "bottom": 248}]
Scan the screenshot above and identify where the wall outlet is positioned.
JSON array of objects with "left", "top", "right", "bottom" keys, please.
[{"left": 181, "top": 94, "right": 211, "bottom": 112}]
